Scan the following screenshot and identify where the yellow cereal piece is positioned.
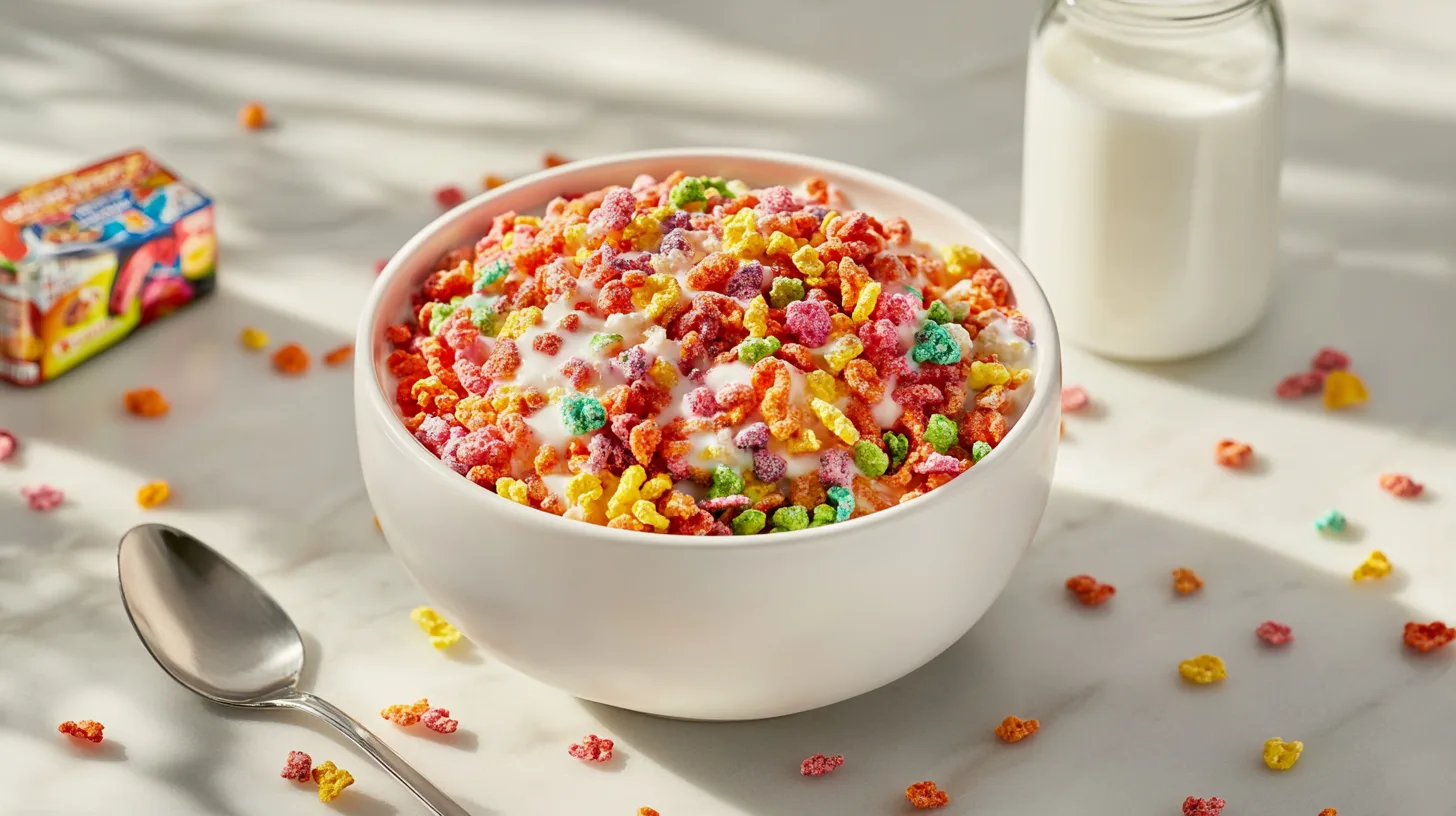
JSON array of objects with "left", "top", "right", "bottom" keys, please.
[
  {"left": 547, "top": 386, "right": 566, "bottom": 404},
  {"left": 827, "top": 312, "right": 853, "bottom": 339},
  {"left": 136, "top": 480, "right": 171, "bottom": 509},
  {"left": 501, "top": 232, "right": 515, "bottom": 251},
  {"left": 1352, "top": 550, "right": 1391, "bottom": 581},
  {"left": 722, "top": 209, "right": 766, "bottom": 260},
  {"left": 809, "top": 231, "right": 826, "bottom": 247},
  {"left": 1178, "top": 654, "right": 1227, "bottom": 685},
  {"left": 742, "top": 475, "right": 770, "bottom": 502},
  {"left": 575, "top": 247, "right": 590, "bottom": 265},
  {"left": 806, "top": 370, "right": 838, "bottom": 402},
  {"left": 852, "top": 282, "right": 881, "bottom": 323},
  {"left": 969, "top": 361, "right": 1011, "bottom": 391},
  {"left": 791, "top": 244, "right": 824, "bottom": 279},
  {"left": 941, "top": 244, "right": 981, "bottom": 278},
  {"left": 240, "top": 327, "right": 269, "bottom": 350},
  {"left": 820, "top": 212, "right": 840, "bottom": 236},
  {"left": 810, "top": 397, "right": 861, "bottom": 445},
  {"left": 744, "top": 295, "right": 769, "bottom": 338},
  {"left": 699, "top": 444, "right": 727, "bottom": 462},
  {"left": 766, "top": 231, "right": 797, "bottom": 257},
  {"left": 785, "top": 427, "right": 822, "bottom": 454},
  {"left": 648, "top": 357, "right": 679, "bottom": 389},
  {"left": 566, "top": 473, "right": 603, "bottom": 505},
  {"left": 497, "top": 306, "right": 543, "bottom": 340},
  {"left": 632, "top": 499, "right": 670, "bottom": 532},
  {"left": 1322, "top": 370, "right": 1369, "bottom": 411},
  {"left": 513, "top": 215, "right": 541, "bottom": 227},
  {"left": 494, "top": 477, "right": 531, "bottom": 505},
  {"left": 1009, "top": 368, "right": 1033, "bottom": 388},
  {"left": 632, "top": 273, "right": 681, "bottom": 321},
  {"left": 312, "top": 761, "right": 354, "bottom": 803},
  {"left": 623, "top": 213, "right": 663, "bottom": 252},
  {"left": 824, "top": 335, "right": 864, "bottom": 374},
  {"left": 410, "top": 607, "right": 463, "bottom": 649},
  {"left": 641, "top": 473, "right": 673, "bottom": 501},
  {"left": 607, "top": 465, "right": 647, "bottom": 519},
  {"left": 1263, "top": 737, "right": 1303, "bottom": 770},
  {"left": 564, "top": 223, "right": 588, "bottom": 252},
  {"left": 650, "top": 206, "right": 674, "bottom": 222}
]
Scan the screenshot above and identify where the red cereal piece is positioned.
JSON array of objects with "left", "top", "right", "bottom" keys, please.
[
  {"left": 994, "top": 715, "right": 1040, "bottom": 743},
  {"left": 435, "top": 185, "right": 466, "bottom": 210},
  {"left": 123, "top": 387, "right": 170, "bottom": 417},
  {"left": 272, "top": 343, "right": 310, "bottom": 375},
  {"left": 281, "top": 750, "right": 312, "bottom": 782},
  {"left": 639, "top": 809, "right": 660, "bottom": 816},
  {"left": 58, "top": 720, "right": 104, "bottom": 743},
  {"left": 1060, "top": 385, "right": 1089, "bottom": 413},
  {"left": 1183, "top": 796, "right": 1226, "bottom": 816},
  {"left": 567, "top": 734, "right": 614, "bottom": 763},
  {"left": 800, "top": 753, "right": 844, "bottom": 776},
  {"left": 1255, "top": 621, "right": 1293, "bottom": 646},
  {"left": 421, "top": 708, "right": 460, "bottom": 733},
  {"left": 21, "top": 484, "right": 64, "bottom": 511},
  {"left": 532, "top": 333, "right": 563, "bottom": 356},
  {"left": 323, "top": 344, "right": 353, "bottom": 366},
  {"left": 238, "top": 101, "right": 268, "bottom": 130},
  {"left": 1403, "top": 621, "right": 1455, "bottom": 653},
  {"left": 1215, "top": 439, "right": 1253, "bottom": 469},
  {"left": 1311, "top": 347, "right": 1350, "bottom": 372},
  {"left": 906, "top": 781, "right": 949, "bottom": 810},
  {"left": 1275, "top": 370, "right": 1324, "bottom": 399},
  {"left": 1065, "top": 574, "right": 1115, "bottom": 606},
  {"left": 1378, "top": 473, "right": 1424, "bottom": 498},
  {"left": 0, "top": 429, "right": 17, "bottom": 462}
]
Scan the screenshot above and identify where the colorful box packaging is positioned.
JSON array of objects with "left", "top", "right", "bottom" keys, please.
[{"left": 0, "top": 150, "right": 216, "bottom": 386}]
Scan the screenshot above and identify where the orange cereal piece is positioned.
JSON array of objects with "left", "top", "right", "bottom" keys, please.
[
  {"left": 906, "top": 781, "right": 949, "bottom": 810},
  {"left": 323, "top": 344, "right": 353, "bottom": 366},
  {"left": 1403, "top": 621, "right": 1455, "bottom": 653},
  {"left": 136, "top": 480, "right": 171, "bottom": 509},
  {"left": 639, "top": 810, "right": 660, "bottom": 816},
  {"left": 1066, "top": 574, "right": 1115, "bottom": 606},
  {"left": 1378, "top": 473, "right": 1423, "bottom": 498},
  {"left": 994, "top": 715, "right": 1040, "bottom": 743},
  {"left": 1215, "top": 439, "right": 1253, "bottom": 469},
  {"left": 239, "top": 101, "right": 268, "bottom": 130},
  {"left": 1318, "top": 811, "right": 1337, "bottom": 816},
  {"left": 58, "top": 720, "right": 104, "bottom": 743},
  {"left": 629, "top": 419, "right": 661, "bottom": 466},
  {"left": 272, "top": 343, "right": 310, "bottom": 375},
  {"left": 483, "top": 174, "right": 508, "bottom": 190},
  {"left": 1173, "top": 568, "right": 1204, "bottom": 595},
  {"left": 543, "top": 152, "right": 571, "bottom": 168},
  {"left": 381, "top": 698, "right": 430, "bottom": 727},
  {"left": 123, "top": 387, "right": 170, "bottom": 418}
]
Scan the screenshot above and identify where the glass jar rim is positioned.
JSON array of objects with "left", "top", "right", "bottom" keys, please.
[{"left": 1062, "top": 0, "right": 1266, "bottom": 26}]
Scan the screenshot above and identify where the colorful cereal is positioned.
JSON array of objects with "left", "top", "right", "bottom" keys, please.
[
  {"left": 0, "top": 429, "right": 14, "bottom": 461},
  {"left": 241, "top": 327, "right": 270, "bottom": 350},
  {"left": 1255, "top": 621, "right": 1293, "bottom": 646},
  {"left": 57, "top": 720, "right": 104, "bottom": 743},
  {"left": 124, "top": 387, "right": 170, "bottom": 417},
  {"left": 312, "top": 761, "right": 354, "bottom": 802},
  {"left": 1262, "top": 737, "right": 1303, "bottom": 770},
  {"left": 21, "top": 484, "right": 64, "bottom": 511},
  {"left": 906, "top": 781, "right": 949, "bottom": 810},
  {"left": 1352, "top": 551, "right": 1391, "bottom": 581},
  {"left": 272, "top": 343, "right": 310, "bottom": 375},
  {"left": 1178, "top": 654, "right": 1227, "bottom": 684},
  {"left": 281, "top": 751, "right": 313, "bottom": 782},
  {"left": 1172, "top": 568, "right": 1203, "bottom": 595},
  {"left": 568, "top": 734, "right": 614, "bottom": 763},
  {"left": 410, "top": 607, "right": 463, "bottom": 649},
  {"left": 1182, "top": 797, "right": 1226, "bottom": 816},
  {"left": 800, "top": 754, "right": 845, "bottom": 776},
  {"left": 1214, "top": 439, "right": 1253, "bottom": 469},
  {"left": 1378, "top": 473, "right": 1423, "bottom": 498},
  {"left": 1065, "top": 574, "right": 1115, "bottom": 606},
  {"left": 1322, "top": 370, "right": 1367, "bottom": 410},
  {"left": 136, "top": 480, "right": 171, "bottom": 509},
  {"left": 994, "top": 715, "right": 1040, "bottom": 743},
  {"left": 1403, "top": 621, "right": 1455, "bottom": 653},
  {"left": 239, "top": 101, "right": 268, "bottom": 130}
]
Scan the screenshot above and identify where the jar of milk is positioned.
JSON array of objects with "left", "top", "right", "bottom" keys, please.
[{"left": 1020, "top": 0, "right": 1285, "bottom": 361}]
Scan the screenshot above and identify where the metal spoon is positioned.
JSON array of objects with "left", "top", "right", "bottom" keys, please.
[{"left": 118, "top": 523, "right": 471, "bottom": 816}]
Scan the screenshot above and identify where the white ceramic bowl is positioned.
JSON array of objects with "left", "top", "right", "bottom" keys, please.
[{"left": 355, "top": 149, "right": 1061, "bottom": 721}]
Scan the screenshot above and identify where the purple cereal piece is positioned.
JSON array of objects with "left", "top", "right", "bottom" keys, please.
[
  {"left": 785, "top": 299, "right": 831, "bottom": 348},
  {"left": 615, "top": 345, "right": 649, "bottom": 381},
  {"left": 685, "top": 386, "right": 721, "bottom": 417},
  {"left": 724, "top": 261, "right": 765, "bottom": 300},
  {"left": 415, "top": 415, "right": 454, "bottom": 455},
  {"left": 752, "top": 449, "right": 788, "bottom": 483},
  {"left": 611, "top": 253, "right": 653, "bottom": 274},
  {"left": 818, "top": 449, "right": 853, "bottom": 488},
  {"left": 700, "top": 495, "right": 753, "bottom": 512},
  {"left": 658, "top": 228, "right": 691, "bottom": 255},
  {"left": 755, "top": 186, "right": 797, "bottom": 214},
  {"left": 588, "top": 187, "right": 635, "bottom": 232},
  {"left": 734, "top": 422, "right": 771, "bottom": 450},
  {"left": 913, "top": 452, "right": 966, "bottom": 475},
  {"left": 808, "top": 206, "right": 829, "bottom": 221},
  {"left": 707, "top": 521, "right": 734, "bottom": 536},
  {"left": 587, "top": 433, "right": 630, "bottom": 474}
]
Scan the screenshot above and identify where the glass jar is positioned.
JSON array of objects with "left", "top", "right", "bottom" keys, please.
[{"left": 1019, "top": 0, "right": 1285, "bottom": 361}]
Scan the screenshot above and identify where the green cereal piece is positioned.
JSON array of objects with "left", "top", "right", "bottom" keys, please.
[
  {"left": 770, "top": 504, "right": 810, "bottom": 532},
  {"left": 588, "top": 333, "right": 624, "bottom": 356},
  {"left": 910, "top": 321, "right": 962, "bottom": 365},
  {"left": 1315, "top": 510, "right": 1347, "bottom": 534},
  {"left": 826, "top": 485, "right": 854, "bottom": 523},
  {"left": 668, "top": 177, "right": 708, "bottom": 209},
  {"left": 883, "top": 432, "right": 910, "bottom": 470},
  {"left": 703, "top": 177, "right": 736, "bottom": 199},
  {"left": 809, "top": 504, "right": 836, "bottom": 528},
  {"left": 950, "top": 301, "right": 971, "bottom": 322},
  {"left": 461, "top": 294, "right": 501, "bottom": 335},
  {"left": 708, "top": 465, "right": 745, "bottom": 500},
  {"left": 852, "top": 440, "right": 889, "bottom": 478},
  {"left": 428, "top": 302, "right": 455, "bottom": 335},
  {"left": 926, "top": 300, "right": 953, "bottom": 324},
  {"left": 768, "top": 277, "right": 806, "bottom": 309},
  {"left": 737, "top": 336, "right": 781, "bottom": 366},
  {"left": 475, "top": 258, "right": 511, "bottom": 291},
  {"left": 560, "top": 393, "right": 607, "bottom": 435},
  {"left": 731, "top": 509, "right": 767, "bottom": 536},
  {"left": 924, "top": 414, "right": 958, "bottom": 454},
  {"left": 971, "top": 440, "right": 992, "bottom": 463}
]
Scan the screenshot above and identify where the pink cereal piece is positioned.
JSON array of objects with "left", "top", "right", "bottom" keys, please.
[
  {"left": 1182, "top": 797, "right": 1226, "bottom": 816},
  {"left": 567, "top": 734, "right": 614, "bottom": 763},
  {"left": 21, "top": 484, "right": 64, "bottom": 511},
  {"left": 0, "top": 429, "right": 17, "bottom": 461},
  {"left": 1311, "top": 347, "right": 1350, "bottom": 372},
  {"left": 1255, "top": 621, "right": 1293, "bottom": 646},
  {"left": 421, "top": 708, "right": 459, "bottom": 734},
  {"left": 734, "top": 422, "right": 771, "bottom": 450},
  {"left": 800, "top": 753, "right": 845, "bottom": 776},
  {"left": 435, "top": 185, "right": 466, "bottom": 209},
  {"left": 753, "top": 449, "right": 788, "bottom": 483},
  {"left": 857, "top": 318, "right": 899, "bottom": 357},
  {"left": 1060, "top": 385, "right": 1089, "bottom": 413},
  {"left": 685, "top": 386, "right": 721, "bottom": 417},
  {"left": 1275, "top": 370, "right": 1324, "bottom": 400},
  {"left": 818, "top": 448, "right": 853, "bottom": 488},
  {"left": 912, "top": 453, "right": 965, "bottom": 476},
  {"left": 700, "top": 495, "right": 752, "bottom": 513},
  {"left": 281, "top": 750, "right": 313, "bottom": 782},
  {"left": 785, "top": 299, "right": 831, "bottom": 348},
  {"left": 1379, "top": 473, "right": 1424, "bottom": 498}
]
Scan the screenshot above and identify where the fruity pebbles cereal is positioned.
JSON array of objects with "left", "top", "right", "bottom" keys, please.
[{"left": 387, "top": 173, "right": 1037, "bottom": 535}]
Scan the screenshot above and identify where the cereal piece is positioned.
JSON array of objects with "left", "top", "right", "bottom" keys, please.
[
  {"left": 632, "top": 499, "right": 670, "bottom": 532},
  {"left": 968, "top": 361, "right": 1010, "bottom": 391},
  {"left": 1311, "top": 347, "right": 1350, "bottom": 371},
  {"left": 435, "top": 185, "right": 466, "bottom": 209},
  {"left": 826, "top": 485, "right": 854, "bottom": 522},
  {"left": 731, "top": 509, "right": 767, "bottom": 535},
  {"left": 421, "top": 707, "right": 459, "bottom": 733},
  {"left": 323, "top": 344, "right": 353, "bottom": 366},
  {"left": 1262, "top": 737, "right": 1303, "bottom": 770},
  {"left": 272, "top": 343, "right": 310, "bottom": 375},
  {"left": 1378, "top": 473, "right": 1423, "bottom": 498},
  {"left": 239, "top": 101, "right": 267, "bottom": 129},
  {"left": 786, "top": 299, "right": 832, "bottom": 348},
  {"left": 752, "top": 449, "right": 787, "bottom": 483},
  {"left": 768, "top": 276, "right": 806, "bottom": 309},
  {"left": 561, "top": 393, "right": 608, "bottom": 436},
  {"left": 823, "top": 334, "right": 863, "bottom": 374},
  {"left": 669, "top": 177, "right": 707, "bottom": 209},
  {"left": 970, "top": 440, "right": 992, "bottom": 463},
  {"left": 21, "top": 484, "right": 64, "bottom": 511},
  {"left": 639, "top": 809, "right": 660, "bottom": 816},
  {"left": 1314, "top": 510, "right": 1347, "bottom": 534},
  {"left": 1182, "top": 797, "right": 1226, "bottom": 816},
  {"left": 737, "top": 336, "right": 781, "bottom": 366},
  {"left": 281, "top": 750, "right": 312, "bottom": 782},
  {"left": 482, "top": 174, "right": 507, "bottom": 190},
  {"left": 1352, "top": 550, "right": 1391, "bottom": 581},
  {"left": 800, "top": 754, "right": 844, "bottom": 776},
  {"left": 940, "top": 244, "right": 980, "bottom": 277},
  {"left": 1255, "top": 620, "right": 1293, "bottom": 646},
  {"left": 1403, "top": 621, "right": 1455, "bottom": 653},
  {"left": 785, "top": 428, "right": 821, "bottom": 454},
  {"left": 923, "top": 414, "right": 957, "bottom": 454},
  {"left": 906, "top": 781, "right": 949, "bottom": 810},
  {"left": 1065, "top": 574, "right": 1115, "bottom": 606},
  {"left": 851, "top": 282, "right": 881, "bottom": 323},
  {"left": 883, "top": 432, "right": 910, "bottom": 470},
  {"left": 993, "top": 715, "right": 1040, "bottom": 743},
  {"left": 136, "top": 480, "right": 171, "bottom": 509},
  {"left": 381, "top": 698, "right": 430, "bottom": 726},
  {"left": 1172, "top": 567, "right": 1203, "bottom": 595},
  {"left": 57, "top": 720, "right": 104, "bottom": 743},
  {"left": 790, "top": 244, "right": 824, "bottom": 279},
  {"left": 1276, "top": 371, "right": 1324, "bottom": 399},
  {"left": 568, "top": 734, "right": 614, "bottom": 762},
  {"left": 1061, "top": 385, "right": 1089, "bottom": 413},
  {"left": 708, "top": 465, "right": 745, "bottom": 500},
  {"left": 1214, "top": 439, "right": 1253, "bottom": 469},
  {"left": 1319, "top": 810, "right": 1337, "bottom": 816},
  {"left": 722, "top": 209, "right": 767, "bottom": 259},
  {"left": 543, "top": 152, "right": 571, "bottom": 168},
  {"left": 1178, "top": 654, "right": 1227, "bottom": 684},
  {"left": 911, "top": 322, "right": 961, "bottom": 365},
  {"left": 771, "top": 505, "right": 810, "bottom": 532},
  {"left": 240, "top": 327, "right": 270, "bottom": 350},
  {"left": 312, "top": 761, "right": 354, "bottom": 803},
  {"left": 808, "top": 504, "right": 836, "bottom": 527},
  {"left": 1322, "top": 370, "right": 1368, "bottom": 410},
  {"left": 0, "top": 429, "right": 15, "bottom": 462},
  {"left": 124, "top": 387, "right": 171, "bottom": 417},
  {"left": 810, "top": 398, "right": 860, "bottom": 445},
  {"left": 410, "top": 607, "right": 463, "bottom": 649},
  {"left": 852, "top": 441, "right": 889, "bottom": 477}
]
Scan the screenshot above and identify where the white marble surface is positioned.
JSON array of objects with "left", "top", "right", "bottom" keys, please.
[{"left": 3, "top": 0, "right": 1455, "bottom": 813}]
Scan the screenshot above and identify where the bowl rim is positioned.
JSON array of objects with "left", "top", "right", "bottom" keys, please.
[{"left": 357, "top": 147, "right": 1061, "bottom": 549}]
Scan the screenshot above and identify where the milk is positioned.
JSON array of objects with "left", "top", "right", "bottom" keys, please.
[{"left": 1020, "top": 15, "right": 1284, "bottom": 360}]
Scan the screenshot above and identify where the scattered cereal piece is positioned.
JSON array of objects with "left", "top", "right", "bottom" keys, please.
[
  {"left": 57, "top": 720, "right": 104, "bottom": 743},
  {"left": 1314, "top": 510, "right": 1346, "bottom": 534},
  {"left": 800, "top": 753, "right": 844, "bottom": 776},
  {"left": 906, "top": 781, "right": 949, "bottom": 809},
  {"left": 1182, "top": 796, "right": 1226, "bottom": 816},
  {"left": 1275, "top": 371, "right": 1323, "bottom": 399},
  {"left": 1311, "top": 347, "right": 1350, "bottom": 372},
  {"left": 1214, "top": 439, "right": 1253, "bottom": 469},
  {"left": 1318, "top": 810, "right": 1337, "bottom": 816},
  {"left": 136, "top": 480, "right": 171, "bottom": 509},
  {"left": 639, "top": 809, "right": 660, "bottom": 816},
  {"left": 240, "top": 327, "right": 270, "bottom": 350},
  {"left": 482, "top": 174, "right": 507, "bottom": 190},
  {"left": 1172, "top": 568, "right": 1203, "bottom": 595},
  {"left": 568, "top": 734, "right": 614, "bottom": 763},
  {"left": 1178, "top": 654, "right": 1227, "bottom": 685},
  {"left": 281, "top": 750, "right": 312, "bottom": 782},
  {"left": 410, "top": 607, "right": 463, "bottom": 649},
  {"left": 1351, "top": 550, "right": 1391, "bottom": 581},
  {"left": 239, "top": 101, "right": 268, "bottom": 130},
  {"left": 124, "top": 387, "right": 170, "bottom": 417},
  {"left": 312, "top": 761, "right": 354, "bottom": 803},
  {"left": 21, "top": 484, "right": 64, "bottom": 511},
  {"left": 543, "top": 152, "right": 571, "bottom": 168},
  {"left": 993, "top": 715, "right": 1039, "bottom": 743},
  {"left": 1321, "top": 370, "right": 1368, "bottom": 410},
  {"left": 1065, "top": 574, "right": 1115, "bottom": 606},
  {"left": 421, "top": 707, "right": 459, "bottom": 733},
  {"left": 272, "top": 343, "right": 310, "bottom": 375},
  {"left": 1378, "top": 473, "right": 1423, "bottom": 498},
  {"left": 0, "top": 429, "right": 15, "bottom": 461},
  {"left": 1403, "top": 621, "right": 1455, "bottom": 653},
  {"left": 323, "top": 344, "right": 353, "bottom": 366},
  {"left": 381, "top": 698, "right": 431, "bottom": 726},
  {"left": 435, "top": 185, "right": 466, "bottom": 210},
  {"left": 1255, "top": 621, "right": 1293, "bottom": 646},
  {"left": 1262, "top": 737, "right": 1303, "bottom": 770},
  {"left": 1060, "top": 385, "right": 1089, "bottom": 413}
]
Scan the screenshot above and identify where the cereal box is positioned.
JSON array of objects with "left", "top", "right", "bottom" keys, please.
[{"left": 0, "top": 150, "right": 216, "bottom": 386}]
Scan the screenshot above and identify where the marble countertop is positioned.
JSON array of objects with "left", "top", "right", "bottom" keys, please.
[{"left": 4, "top": 0, "right": 1455, "bottom": 813}]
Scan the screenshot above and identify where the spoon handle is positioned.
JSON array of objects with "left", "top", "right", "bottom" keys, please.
[{"left": 279, "top": 692, "right": 473, "bottom": 816}]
